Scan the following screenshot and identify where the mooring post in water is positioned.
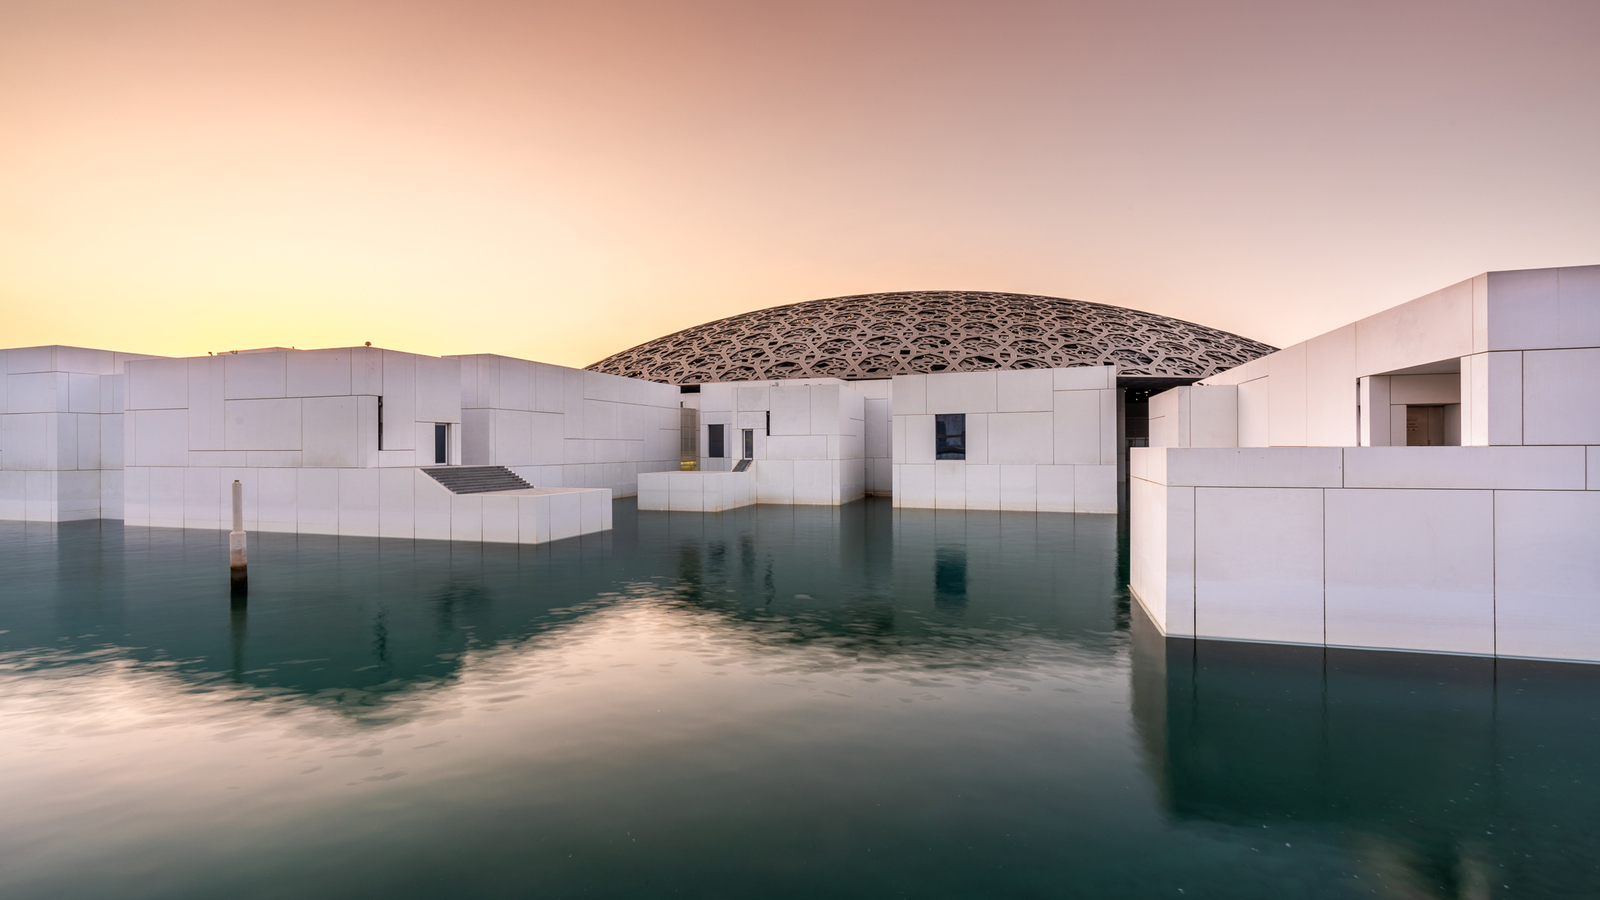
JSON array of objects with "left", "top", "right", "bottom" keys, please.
[{"left": 229, "top": 479, "right": 248, "bottom": 591}]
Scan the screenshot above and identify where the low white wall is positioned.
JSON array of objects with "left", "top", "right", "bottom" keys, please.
[
  {"left": 455, "top": 354, "right": 680, "bottom": 497},
  {"left": 891, "top": 366, "right": 1118, "bottom": 513},
  {"left": 637, "top": 470, "right": 753, "bottom": 512},
  {"left": 1131, "top": 445, "right": 1600, "bottom": 663},
  {"left": 125, "top": 464, "right": 610, "bottom": 543}
]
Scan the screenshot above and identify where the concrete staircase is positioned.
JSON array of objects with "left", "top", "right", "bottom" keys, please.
[{"left": 422, "top": 465, "right": 534, "bottom": 494}]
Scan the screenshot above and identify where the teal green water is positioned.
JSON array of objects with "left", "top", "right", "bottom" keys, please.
[{"left": 1, "top": 498, "right": 1596, "bottom": 899}]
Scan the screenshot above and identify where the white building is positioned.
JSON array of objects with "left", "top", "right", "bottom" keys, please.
[
  {"left": 11, "top": 276, "right": 1600, "bottom": 663},
  {"left": 1, "top": 345, "right": 687, "bottom": 545},
  {"left": 638, "top": 378, "right": 870, "bottom": 511},
  {"left": 635, "top": 366, "right": 1121, "bottom": 514},
  {"left": 889, "top": 367, "right": 1119, "bottom": 514},
  {"left": 120, "top": 346, "right": 654, "bottom": 544},
  {"left": 0, "top": 292, "right": 1286, "bottom": 530},
  {"left": 1131, "top": 264, "right": 1600, "bottom": 663}
]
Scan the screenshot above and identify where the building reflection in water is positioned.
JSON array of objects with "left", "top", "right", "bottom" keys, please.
[
  {"left": 1131, "top": 603, "right": 1600, "bottom": 899},
  {"left": 4, "top": 503, "right": 1600, "bottom": 897},
  {"left": 1, "top": 500, "right": 1125, "bottom": 720},
  {"left": 933, "top": 546, "right": 967, "bottom": 611}
]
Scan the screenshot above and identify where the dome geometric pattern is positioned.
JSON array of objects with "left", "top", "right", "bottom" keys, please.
[{"left": 587, "top": 290, "right": 1277, "bottom": 384}]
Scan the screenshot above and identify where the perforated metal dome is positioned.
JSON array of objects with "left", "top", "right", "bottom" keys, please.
[{"left": 587, "top": 290, "right": 1275, "bottom": 384}]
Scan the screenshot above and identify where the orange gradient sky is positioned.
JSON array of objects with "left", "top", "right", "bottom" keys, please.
[{"left": 2, "top": 0, "right": 1598, "bottom": 367}]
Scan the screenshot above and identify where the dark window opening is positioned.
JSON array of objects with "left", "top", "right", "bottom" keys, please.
[
  {"left": 377, "top": 396, "right": 384, "bottom": 450},
  {"left": 679, "top": 384, "right": 701, "bottom": 393},
  {"left": 742, "top": 428, "right": 754, "bottom": 459},
  {"left": 708, "top": 423, "right": 725, "bottom": 458},
  {"left": 935, "top": 413, "right": 966, "bottom": 460},
  {"left": 434, "top": 423, "right": 448, "bottom": 465}
]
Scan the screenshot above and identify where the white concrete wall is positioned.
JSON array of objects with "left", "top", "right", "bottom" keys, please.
[
  {"left": 1148, "top": 385, "right": 1238, "bottom": 449},
  {"left": 120, "top": 346, "right": 475, "bottom": 535},
  {"left": 1131, "top": 445, "right": 1600, "bottom": 663},
  {"left": 892, "top": 366, "right": 1118, "bottom": 513},
  {"left": 1459, "top": 268, "right": 1600, "bottom": 447},
  {"left": 853, "top": 379, "right": 894, "bottom": 495},
  {"left": 454, "top": 354, "right": 680, "bottom": 497},
  {"left": 0, "top": 345, "right": 158, "bottom": 522},
  {"left": 128, "top": 463, "right": 607, "bottom": 543},
  {"left": 125, "top": 347, "right": 458, "bottom": 473}
]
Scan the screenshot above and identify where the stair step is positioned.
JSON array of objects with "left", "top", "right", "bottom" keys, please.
[{"left": 421, "top": 465, "right": 534, "bottom": 494}]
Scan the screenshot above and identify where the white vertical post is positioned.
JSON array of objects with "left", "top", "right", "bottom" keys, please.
[
  {"left": 1358, "top": 376, "right": 1392, "bottom": 446},
  {"left": 229, "top": 479, "right": 248, "bottom": 589}
]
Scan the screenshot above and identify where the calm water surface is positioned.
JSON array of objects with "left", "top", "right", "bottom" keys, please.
[{"left": 1, "top": 498, "right": 1597, "bottom": 899}]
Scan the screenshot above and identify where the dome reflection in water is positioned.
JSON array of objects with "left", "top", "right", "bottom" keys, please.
[{"left": 0, "top": 499, "right": 1596, "bottom": 899}]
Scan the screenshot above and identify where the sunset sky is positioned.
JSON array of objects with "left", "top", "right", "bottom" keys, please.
[{"left": 2, "top": 0, "right": 1597, "bottom": 368}]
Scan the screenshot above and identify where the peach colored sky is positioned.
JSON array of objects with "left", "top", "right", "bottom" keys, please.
[{"left": 2, "top": 0, "right": 1597, "bottom": 368}]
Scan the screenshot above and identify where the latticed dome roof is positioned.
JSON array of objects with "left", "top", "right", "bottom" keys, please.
[{"left": 587, "top": 291, "right": 1276, "bottom": 384}]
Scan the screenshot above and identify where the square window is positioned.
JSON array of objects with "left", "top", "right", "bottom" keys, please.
[{"left": 935, "top": 413, "right": 966, "bottom": 460}]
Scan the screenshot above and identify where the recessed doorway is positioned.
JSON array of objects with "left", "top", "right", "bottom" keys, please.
[{"left": 1404, "top": 405, "right": 1459, "bottom": 446}]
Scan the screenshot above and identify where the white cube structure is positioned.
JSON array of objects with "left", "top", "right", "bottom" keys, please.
[
  {"left": 639, "top": 379, "right": 869, "bottom": 511},
  {"left": 0, "top": 346, "right": 158, "bottom": 522},
  {"left": 1163, "top": 266, "right": 1600, "bottom": 452},
  {"left": 891, "top": 366, "right": 1119, "bottom": 513},
  {"left": 454, "top": 354, "right": 681, "bottom": 497},
  {"left": 113, "top": 347, "right": 613, "bottom": 545},
  {"left": 1133, "top": 264, "right": 1600, "bottom": 662},
  {"left": 649, "top": 365, "right": 1123, "bottom": 515}
]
